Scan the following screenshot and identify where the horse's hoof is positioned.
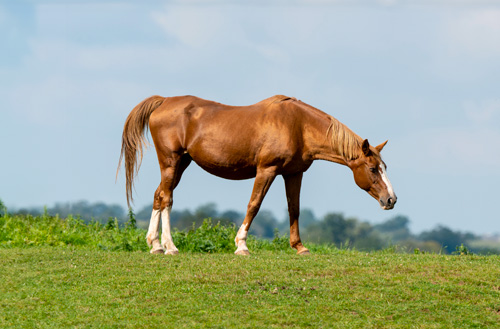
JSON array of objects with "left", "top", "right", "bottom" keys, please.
[
  {"left": 150, "top": 248, "right": 164, "bottom": 254},
  {"left": 235, "top": 249, "right": 250, "bottom": 255},
  {"left": 297, "top": 249, "right": 310, "bottom": 255},
  {"left": 164, "top": 249, "right": 179, "bottom": 255}
]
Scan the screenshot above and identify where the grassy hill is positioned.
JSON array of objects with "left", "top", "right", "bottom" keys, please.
[
  {"left": 1, "top": 249, "right": 500, "bottom": 328},
  {"left": 1, "top": 213, "right": 500, "bottom": 328}
]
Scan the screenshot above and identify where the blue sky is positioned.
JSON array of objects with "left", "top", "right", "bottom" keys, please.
[{"left": 1, "top": 1, "right": 499, "bottom": 234}]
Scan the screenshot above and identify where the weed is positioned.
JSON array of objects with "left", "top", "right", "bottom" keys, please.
[
  {"left": 126, "top": 207, "right": 137, "bottom": 230},
  {"left": 173, "top": 218, "right": 237, "bottom": 253},
  {"left": 0, "top": 198, "right": 6, "bottom": 217},
  {"left": 454, "top": 243, "right": 473, "bottom": 256}
]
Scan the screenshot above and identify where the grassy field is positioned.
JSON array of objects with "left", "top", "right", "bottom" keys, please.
[
  {"left": 1, "top": 214, "right": 500, "bottom": 328},
  {"left": 1, "top": 247, "right": 500, "bottom": 328}
]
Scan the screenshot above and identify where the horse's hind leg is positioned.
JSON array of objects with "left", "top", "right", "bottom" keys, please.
[
  {"left": 160, "top": 153, "right": 192, "bottom": 255},
  {"left": 146, "top": 154, "right": 191, "bottom": 255},
  {"left": 146, "top": 186, "right": 164, "bottom": 254}
]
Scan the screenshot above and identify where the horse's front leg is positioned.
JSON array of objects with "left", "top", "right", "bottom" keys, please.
[
  {"left": 284, "top": 172, "right": 310, "bottom": 255},
  {"left": 235, "top": 167, "right": 277, "bottom": 255}
]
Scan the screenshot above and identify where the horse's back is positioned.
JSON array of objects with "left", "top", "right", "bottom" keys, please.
[{"left": 150, "top": 94, "right": 300, "bottom": 140}]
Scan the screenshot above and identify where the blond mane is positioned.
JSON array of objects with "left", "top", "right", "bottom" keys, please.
[{"left": 326, "top": 116, "right": 363, "bottom": 161}]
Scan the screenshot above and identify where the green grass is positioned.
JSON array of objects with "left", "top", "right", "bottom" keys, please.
[
  {"left": 1, "top": 214, "right": 500, "bottom": 328},
  {"left": 1, "top": 248, "right": 500, "bottom": 328}
]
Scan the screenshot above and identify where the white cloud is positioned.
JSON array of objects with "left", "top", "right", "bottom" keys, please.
[
  {"left": 148, "top": 4, "right": 302, "bottom": 73},
  {"left": 151, "top": 6, "right": 225, "bottom": 49},
  {"left": 66, "top": 43, "right": 178, "bottom": 72},
  {"left": 397, "top": 126, "right": 500, "bottom": 175},
  {"left": 442, "top": 9, "right": 500, "bottom": 59},
  {"left": 0, "top": 6, "right": 5, "bottom": 24},
  {"left": 427, "top": 8, "right": 500, "bottom": 82},
  {"left": 464, "top": 99, "right": 500, "bottom": 124},
  {"left": 376, "top": 0, "right": 399, "bottom": 6},
  {"left": 434, "top": 128, "right": 500, "bottom": 166},
  {"left": 6, "top": 75, "right": 74, "bottom": 126}
]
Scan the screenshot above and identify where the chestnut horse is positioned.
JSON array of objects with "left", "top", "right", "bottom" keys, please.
[{"left": 117, "top": 95, "right": 397, "bottom": 255}]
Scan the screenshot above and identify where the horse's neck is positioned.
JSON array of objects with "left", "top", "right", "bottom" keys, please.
[{"left": 306, "top": 115, "right": 360, "bottom": 166}]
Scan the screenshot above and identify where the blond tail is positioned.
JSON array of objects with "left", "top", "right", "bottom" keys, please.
[{"left": 116, "top": 96, "right": 165, "bottom": 207}]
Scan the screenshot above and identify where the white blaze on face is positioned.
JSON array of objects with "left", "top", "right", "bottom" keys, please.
[{"left": 379, "top": 164, "right": 396, "bottom": 199}]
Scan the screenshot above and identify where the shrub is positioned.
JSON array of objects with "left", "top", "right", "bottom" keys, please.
[
  {"left": 173, "top": 218, "right": 237, "bottom": 253},
  {"left": 0, "top": 212, "right": 148, "bottom": 251},
  {"left": 0, "top": 213, "right": 335, "bottom": 254}
]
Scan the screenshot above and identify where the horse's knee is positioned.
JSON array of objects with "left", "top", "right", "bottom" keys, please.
[
  {"left": 153, "top": 186, "right": 173, "bottom": 210},
  {"left": 160, "top": 197, "right": 173, "bottom": 210},
  {"left": 153, "top": 187, "right": 163, "bottom": 210}
]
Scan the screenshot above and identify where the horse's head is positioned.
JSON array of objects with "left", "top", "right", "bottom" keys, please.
[{"left": 348, "top": 139, "right": 397, "bottom": 210}]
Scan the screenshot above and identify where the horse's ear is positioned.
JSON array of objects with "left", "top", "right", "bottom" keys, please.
[
  {"left": 362, "top": 139, "right": 371, "bottom": 156},
  {"left": 375, "top": 140, "right": 388, "bottom": 153}
]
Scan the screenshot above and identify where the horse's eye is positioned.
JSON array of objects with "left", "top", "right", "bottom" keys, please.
[{"left": 369, "top": 167, "right": 377, "bottom": 173}]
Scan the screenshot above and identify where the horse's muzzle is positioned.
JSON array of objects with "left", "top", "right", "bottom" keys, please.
[{"left": 380, "top": 195, "right": 397, "bottom": 210}]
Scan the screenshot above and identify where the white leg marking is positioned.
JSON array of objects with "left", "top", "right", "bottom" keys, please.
[
  {"left": 379, "top": 165, "right": 396, "bottom": 199},
  {"left": 234, "top": 224, "right": 249, "bottom": 254},
  {"left": 146, "top": 209, "right": 163, "bottom": 253},
  {"left": 161, "top": 207, "right": 179, "bottom": 255}
]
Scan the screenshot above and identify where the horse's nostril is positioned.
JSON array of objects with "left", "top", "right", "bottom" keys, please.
[{"left": 387, "top": 197, "right": 393, "bottom": 206}]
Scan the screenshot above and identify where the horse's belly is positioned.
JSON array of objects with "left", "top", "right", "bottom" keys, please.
[
  {"left": 184, "top": 114, "right": 293, "bottom": 179},
  {"left": 195, "top": 162, "right": 257, "bottom": 180},
  {"left": 185, "top": 131, "right": 262, "bottom": 180}
]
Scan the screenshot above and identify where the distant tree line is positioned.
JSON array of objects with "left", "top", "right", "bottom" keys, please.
[
  {"left": 13, "top": 200, "right": 125, "bottom": 222},
  {"left": 5, "top": 199, "right": 499, "bottom": 254}
]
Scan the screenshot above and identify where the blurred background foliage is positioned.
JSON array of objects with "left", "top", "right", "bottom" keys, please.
[{"left": 3, "top": 199, "right": 499, "bottom": 254}]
